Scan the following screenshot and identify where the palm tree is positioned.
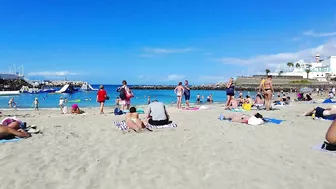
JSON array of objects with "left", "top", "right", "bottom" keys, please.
[
  {"left": 295, "top": 63, "right": 300, "bottom": 68},
  {"left": 278, "top": 70, "right": 284, "bottom": 76},
  {"left": 305, "top": 68, "right": 311, "bottom": 79},
  {"left": 287, "top": 62, "right": 294, "bottom": 71},
  {"left": 266, "top": 69, "right": 270, "bottom": 76}
]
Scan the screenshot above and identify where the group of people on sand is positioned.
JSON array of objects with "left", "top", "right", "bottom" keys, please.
[
  {"left": 174, "top": 80, "right": 191, "bottom": 109},
  {"left": 125, "top": 100, "right": 170, "bottom": 132}
]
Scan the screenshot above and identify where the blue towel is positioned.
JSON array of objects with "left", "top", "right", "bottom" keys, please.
[
  {"left": 0, "top": 138, "right": 21, "bottom": 144},
  {"left": 323, "top": 99, "right": 336, "bottom": 103},
  {"left": 264, "top": 118, "right": 283, "bottom": 124}
]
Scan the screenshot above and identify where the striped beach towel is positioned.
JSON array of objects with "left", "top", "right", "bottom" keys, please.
[{"left": 113, "top": 121, "right": 177, "bottom": 131}]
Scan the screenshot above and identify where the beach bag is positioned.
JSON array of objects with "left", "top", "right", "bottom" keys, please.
[
  {"left": 114, "top": 108, "right": 123, "bottom": 115},
  {"left": 119, "top": 87, "right": 126, "bottom": 100},
  {"left": 242, "top": 103, "right": 252, "bottom": 111},
  {"left": 126, "top": 89, "right": 134, "bottom": 99}
]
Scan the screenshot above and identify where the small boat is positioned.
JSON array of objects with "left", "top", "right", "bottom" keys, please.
[{"left": 0, "top": 91, "right": 20, "bottom": 96}]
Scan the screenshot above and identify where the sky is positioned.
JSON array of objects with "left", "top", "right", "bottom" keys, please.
[{"left": 1, "top": 0, "right": 336, "bottom": 85}]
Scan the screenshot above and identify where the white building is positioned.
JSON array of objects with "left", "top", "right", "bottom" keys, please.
[{"left": 270, "top": 53, "right": 336, "bottom": 81}]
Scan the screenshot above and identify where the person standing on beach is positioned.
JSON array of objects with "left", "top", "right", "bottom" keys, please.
[
  {"left": 263, "top": 75, "right": 274, "bottom": 111},
  {"left": 147, "top": 96, "right": 151, "bottom": 104},
  {"left": 33, "top": 98, "right": 39, "bottom": 111},
  {"left": 97, "top": 85, "right": 107, "bottom": 114},
  {"left": 59, "top": 97, "right": 65, "bottom": 113},
  {"left": 196, "top": 94, "right": 200, "bottom": 104},
  {"left": 183, "top": 80, "right": 191, "bottom": 108},
  {"left": 225, "top": 77, "right": 235, "bottom": 109},
  {"left": 119, "top": 80, "right": 133, "bottom": 110},
  {"left": 259, "top": 77, "right": 266, "bottom": 94},
  {"left": 174, "top": 82, "right": 184, "bottom": 109}
]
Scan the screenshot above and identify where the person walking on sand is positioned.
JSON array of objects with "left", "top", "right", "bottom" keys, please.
[
  {"left": 263, "top": 75, "right": 274, "bottom": 111},
  {"left": 184, "top": 80, "right": 191, "bottom": 108},
  {"left": 33, "top": 97, "right": 39, "bottom": 111},
  {"left": 225, "top": 77, "right": 235, "bottom": 109},
  {"left": 174, "top": 82, "right": 184, "bottom": 109},
  {"left": 97, "top": 85, "right": 107, "bottom": 114},
  {"left": 59, "top": 97, "right": 65, "bottom": 113}
]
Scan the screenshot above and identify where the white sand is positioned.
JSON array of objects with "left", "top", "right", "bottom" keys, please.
[{"left": 0, "top": 102, "right": 335, "bottom": 189}]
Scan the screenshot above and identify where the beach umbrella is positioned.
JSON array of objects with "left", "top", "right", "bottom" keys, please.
[{"left": 299, "top": 87, "right": 313, "bottom": 93}]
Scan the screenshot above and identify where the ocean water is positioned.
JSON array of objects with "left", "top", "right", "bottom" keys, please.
[{"left": 0, "top": 85, "right": 256, "bottom": 109}]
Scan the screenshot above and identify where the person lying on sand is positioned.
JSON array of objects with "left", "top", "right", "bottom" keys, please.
[
  {"left": 304, "top": 106, "right": 336, "bottom": 119},
  {"left": 126, "top": 107, "right": 146, "bottom": 132},
  {"left": 0, "top": 125, "right": 30, "bottom": 140},
  {"left": 222, "top": 113, "right": 265, "bottom": 125},
  {"left": 71, "top": 104, "right": 84, "bottom": 114}
]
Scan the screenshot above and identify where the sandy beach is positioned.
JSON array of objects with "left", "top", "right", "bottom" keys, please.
[{"left": 0, "top": 102, "right": 335, "bottom": 189}]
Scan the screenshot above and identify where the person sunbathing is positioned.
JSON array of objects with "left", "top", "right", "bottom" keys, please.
[
  {"left": 222, "top": 113, "right": 265, "bottom": 125},
  {"left": 304, "top": 106, "right": 336, "bottom": 119},
  {"left": 126, "top": 107, "right": 146, "bottom": 132},
  {"left": 225, "top": 98, "right": 239, "bottom": 110},
  {"left": 0, "top": 125, "right": 30, "bottom": 140},
  {"left": 71, "top": 104, "right": 84, "bottom": 114},
  {"left": 325, "top": 119, "right": 336, "bottom": 146},
  {"left": 254, "top": 94, "right": 264, "bottom": 107}
]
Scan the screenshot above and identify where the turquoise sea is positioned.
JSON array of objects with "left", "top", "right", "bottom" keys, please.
[{"left": 0, "top": 85, "right": 256, "bottom": 109}]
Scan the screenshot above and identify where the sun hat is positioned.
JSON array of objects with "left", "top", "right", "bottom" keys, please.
[{"left": 72, "top": 104, "right": 79, "bottom": 109}]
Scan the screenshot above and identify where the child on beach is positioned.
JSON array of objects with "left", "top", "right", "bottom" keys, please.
[
  {"left": 147, "top": 96, "right": 151, "bottom": 104},
  {"left": 8, "top": 98, "right": 16, "bottom": 108},
  {"left": 33, "top": 98, "right": 39, "bottom": 111},
  {"left": 115, "top": 97, "right": 120, "bottom": 108},
  {"left": 59, "top": 97, "right": 65, "bottom": 113}
]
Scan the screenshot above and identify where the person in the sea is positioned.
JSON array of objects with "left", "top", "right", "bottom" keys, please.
[
  {"left": 225, "top": 77, "right": 235, "bottom": 109},
  {"left": 263, "top": 75, "right": 274, "bottom": 111},
  {"left": 174, "top": 82, "right": 184, "bottom": 109},
  {"left": 97, "top": 85, "right": 107, "bottom": 114},
  {"left": 125, "top": 107, "right": 146, "bottom": 132},
  {"left": 71, "top": 104, "right": 84, "bottom": 114},
  {"left": 33, "top": 97, "right": 39, "bottom": 111},
  {"left": 147, "top": 100, "right": 170, "bottom": 126},
  {"left": 183, "top": 80, "right": 191, "bottom": 108},
  {"left": 196, "top": 94, "right": 201, "bottom": 104},
  {"left": 147, "top": 96, "right": 151, "bottom": 105},
  {"left": 8, "top": 98, "right": 16, "bottom": 108},
  {"left": 221, "top": 113, "right": 265, "bottom": 125}
]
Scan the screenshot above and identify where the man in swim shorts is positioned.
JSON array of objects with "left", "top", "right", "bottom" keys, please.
[
  {"left": 184, "top": 80, "right": 191, "bottom": 108},
  {"left": 304, "top": 106, "right": 336, "bottom": 119}
]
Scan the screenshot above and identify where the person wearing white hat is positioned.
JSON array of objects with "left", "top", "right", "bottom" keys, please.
[{"left": 33, "top": 97, "right": 39, "bottom": 111}]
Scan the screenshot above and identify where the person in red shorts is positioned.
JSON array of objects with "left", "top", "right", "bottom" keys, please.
[{"left": 97, "top": 85, "right": 107, "bottom": 114}]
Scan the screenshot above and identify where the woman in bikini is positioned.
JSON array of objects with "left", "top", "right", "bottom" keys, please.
[
  {"left": 174, "top": 82, "right": 184, "bottom": 109},
  {"left": 125, "top": 107, "right": 146, "bottom": 132},
  {"left": 263, "top": 75, "right": 274, "bottom": 111},
  {"left": 225, "top": 78, "right": 235, "bottom": 109}
]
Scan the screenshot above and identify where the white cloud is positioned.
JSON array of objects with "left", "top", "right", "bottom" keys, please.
[
  {"left": 167, "top": 74, "right": 185, "bottom": 81},
  {"left": 216, "top": 39, "right": 336, "bottom": 70},
  {"left": 303, "top": 30, "right": 336, "bottom": 37},
  {"left": 138, "top": 54, "right": 156, "bottom": 58},
  {"left": 27, "top": 71, "right": 78, "bottom": 76},
  {"left": 144, "top": 48, "right": 194, "bottom": 54}
]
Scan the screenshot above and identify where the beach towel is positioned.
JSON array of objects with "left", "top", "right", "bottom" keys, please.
[
  {"left": 229, "top": 108, "right": 245, "bottom": 112},
  {"left": 182, "top": 107, "right": 199, "bottom": 110},
  {"left": 323, "top": 99, "right": 336, "bottom": 104},
  {"left": 264, "top": 118, "right": 283, "bottom": 124},
  {"left": 122, "top": 109, "right": 145, "bottom": 114},
  {"left": 199, "top": 106, "right": 210, "bottom": 110},
  {"left": 0, "top": 138, "right": 21, "bottom": 144},
  {"left": 312, "top": 144, "right": 336, "bottom": 155},
  {"left": 113, "top": 121, "right": 177, "bottom": 131}
]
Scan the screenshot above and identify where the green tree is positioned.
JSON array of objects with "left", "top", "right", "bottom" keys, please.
[
  {"left": 278, "top": 70, "right": 284, "bottom": 76},
  {"left": 305, "top": 68, "right": 311, "bottom": 79},
  {"left": 295, "top": 63, "right": 301, "bottom": 68},
  {"left": 287, "top": 62, "right": 294, "bottom": 71},
  {"left": 266, "top": 69, "right": 271, "bottom": 76}
]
